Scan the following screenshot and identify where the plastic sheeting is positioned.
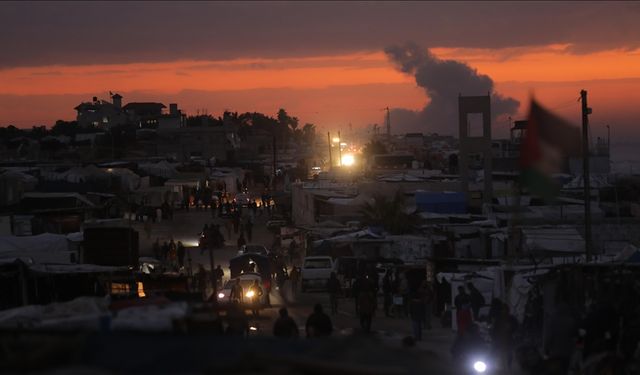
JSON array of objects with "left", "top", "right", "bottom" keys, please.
[
  {"left": 0, "top": 233, "right": 72, "bottom": 264},
  {"left": 0, "top": 296, "right": 109, "bottom": 329},
  {"left": 111, "top": 302, "right": 188, "bottom": 332}
]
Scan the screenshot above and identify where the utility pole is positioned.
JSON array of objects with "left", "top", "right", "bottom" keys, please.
[
  {"left": 581, "top": 89, "right": 593, "bottom": 262},
  {"left": 606, "top": 125, "right": 611, "bottom": 156},
  {"left": 338, "top": 131, "right": 342, "bottom": 167},
  {"left": 385, "top": 107, "right": 391, "bottom": 138},
  {"left": 327, "top": 132, "right": 332, "bottom": 170},
  {"left": 272, "top": 134, "right": 277, "bottom": 190}
]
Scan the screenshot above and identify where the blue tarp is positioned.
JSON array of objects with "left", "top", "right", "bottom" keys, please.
[{"left": 415, "top": 192, "right": 466, "bottom": 214}]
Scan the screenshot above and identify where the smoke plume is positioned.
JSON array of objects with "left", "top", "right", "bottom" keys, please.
[{"left": 384, "top": 42, "right": 519, "bottom": 135}]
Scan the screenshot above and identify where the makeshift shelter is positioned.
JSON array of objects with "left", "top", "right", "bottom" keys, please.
[
  {"left": 138, "top": 160, "right": 178, "bottom": 179},
  {"left": 0, "top": 233, "right": 75, "bottom": 264},
  {"left": 521, "top": 227, "right": 585, "bottom": 257}
]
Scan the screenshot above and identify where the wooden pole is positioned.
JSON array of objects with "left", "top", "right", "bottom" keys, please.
[{"left": 581, "top": 89, "right": 592, "bottom": 262}]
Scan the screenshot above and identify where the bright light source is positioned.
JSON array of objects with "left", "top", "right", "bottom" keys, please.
[
  {"left": 137, "top": 282, "right": 146, "bottom": 298},
  {"left": 341, "top": 153, "right": 355, "bottom": 167},
  {"left": 249, "top": 326, "right": 258, "bottom": 331},
  {"left": 246, "top": 290, "right": 255, "bottom": 298},
  {"left": 217, "top": 293, "right": 225, "bottom": 299},
  {"left": 332, "top": 137, "right": 340, "bottom": 144},
  {"left": 340, "top": 142, "right": 347, "bottom": 147},
  {"left": 473, "top": 361, "right": 487, "bottom": 373}
]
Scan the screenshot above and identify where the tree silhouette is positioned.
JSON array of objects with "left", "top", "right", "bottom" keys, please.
[
  {"left": 359, "top": 191, "right": 421, "bottom": 234},
  {"left": 362, "top": 140, "right": 388, "bottom": 157}
]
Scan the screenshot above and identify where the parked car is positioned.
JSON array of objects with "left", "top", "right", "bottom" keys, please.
[{"left": 300, "top": 256, "right": 335, "bottom": 292}]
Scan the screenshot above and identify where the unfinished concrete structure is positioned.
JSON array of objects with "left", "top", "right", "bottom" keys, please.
[{"left": 458, "top": 94, "right": 493, "bottom": 206}]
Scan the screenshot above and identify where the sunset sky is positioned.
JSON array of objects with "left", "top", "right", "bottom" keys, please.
[{"left": 1, "top": 1, "right": 639, "bottom": 141}]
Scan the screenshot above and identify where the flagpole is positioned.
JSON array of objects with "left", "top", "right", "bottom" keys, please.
[{"left": 581, "top": 90, "right": 592, "bottom": 262}]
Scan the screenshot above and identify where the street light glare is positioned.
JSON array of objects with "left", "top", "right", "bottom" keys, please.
[{"left": 341, "top": 153, "right": 355, "bottom": 166}]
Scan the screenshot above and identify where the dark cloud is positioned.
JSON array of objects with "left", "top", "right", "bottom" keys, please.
[
  {"left": 1, "top": 2, "right": 639, "bottom": 68},
  {"left": 385, "top": 42, "right": 519, "bottom": 135}
]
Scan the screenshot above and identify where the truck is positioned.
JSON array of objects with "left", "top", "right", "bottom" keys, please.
[{"left": 300, "top": 256, "right": 335, "bottom": 292}]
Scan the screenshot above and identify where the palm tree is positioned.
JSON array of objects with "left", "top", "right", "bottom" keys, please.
[{"left": 359, "top": 191, "right": 421, "bottom": 234}]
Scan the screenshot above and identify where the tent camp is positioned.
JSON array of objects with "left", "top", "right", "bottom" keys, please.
[{"left": 0, "top": 233, "right": 76, "bottom": 264}]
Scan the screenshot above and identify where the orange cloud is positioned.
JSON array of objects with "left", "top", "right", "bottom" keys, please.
[{"left": 1, "top": 45, "right": 640, "bottom": 134}]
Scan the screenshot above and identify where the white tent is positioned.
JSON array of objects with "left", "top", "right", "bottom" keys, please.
[
  {"left": 0, "top": 233, "right": 75, "bottom": 264},
  {"left": 104, "top": 168, "right": 141, "bottom": 191},
  {"left": 139, "top": 160, "right": 178, "bottom": 179}
]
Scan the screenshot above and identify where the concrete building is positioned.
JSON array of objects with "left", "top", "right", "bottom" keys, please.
[
  {"left": 156, "top": 124, "right": 240, "bottom": 162},
  {"left": 458, "top": 95, "right": 493, "bottom": 206},
  {"left": 123, "top": 102, "right": 166, "bottom": 127},
  {"left": 158, "top": 103, "right": 186, "bottom": 132},
  {"left": 74, "top": 94, "right": 127, "bottom": 129}
]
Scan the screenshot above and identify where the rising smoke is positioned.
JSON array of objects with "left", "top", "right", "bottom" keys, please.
[{"left": 384, "top": 42, "right": 519, "bottom": 135}]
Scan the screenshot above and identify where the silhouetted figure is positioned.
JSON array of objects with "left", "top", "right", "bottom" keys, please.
[
  {"left": 420, "top": 280, "right": 435, "bottom": 329},
  {"left": 229, "top": 278, "right": 244, "bottom": 303},
  {"left": 491, "top": 303, "right": 518, "bottom": 371},
  {"left": 248, "top": 279, "right": 263, "bottom": 317},
  {"left": 467, "top": 282, "right": 485, "bottom": 320},
  {"left": 237, "top": 233, "right": 247, "bottom": 249},
  {"left": 225, "top": 300, "right": 249, "bottom": 337},
  {"left": 409, "top": 292, "right": 426, "bottom": 340},
  {"left": 306, "top": 304, "right": 333, "bottom": 338},
  {"left": 214, "top": 265, "right": 224, "bottom": 288},
  {"left": 455, "top": 286, "right": 472, "bottom": 336},
  {"left": 326, "top": 272, "right": 342, "bottom": 315},
  {"left": 382, "top": 270, "right": 393, "bottom": 317},
  {"left": 544, "top": 302, "right": 577, "bottom": 375},
  {"left": 358, "top": 289, "right": 376, "bottom": 333},
  {"left": 177, "top": 241, "right": 185, "bottom": 268},
  {"left": 273, "top": 308, "right": 299, "bottom": 338}
]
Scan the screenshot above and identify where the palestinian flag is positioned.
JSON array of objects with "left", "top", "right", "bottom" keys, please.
[{"left": 519, "top": 99, "right": 582, "bottom": 201}]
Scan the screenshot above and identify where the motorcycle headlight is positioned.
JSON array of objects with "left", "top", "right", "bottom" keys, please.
[
  {"left": 217, "top": 293, "right": 225, "bottom": 299},
  {"left": 246, "top": 291, "right": 255, "bottom": 298},
  {"left": 473, "top": 360, "right": 487, "bottom": 373}
]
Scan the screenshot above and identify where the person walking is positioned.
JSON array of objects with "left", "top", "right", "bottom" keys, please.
[
  {"left": 225, "top": 300, "right": 249, "bottom": 337},
  {"left": 358, "top": 287, "right": 376, "bottom": 334},
  {"left": 420, "top": 279, "right": 435, "bottom": 329},
  {"left": 305, "top": 304, "right": 333, "bottom": 338},
  {"left": 455, "top": 286, "right": 473, "bottom": 336},
  {"left": 245, "top": 216, "right": 253, "bottom": 242},
  {"left": 197, "top": 264, "right": 209, "bottom": 300},
  {"left": 409, "top": 291, "right": 426, "bottom": 341},
  {"left": 273, "top": 307, "right": 299, "bottom": 338},
  {"left": 177, "top": 241, "right": 185, "bottom": 269},
  {"left": 326, "top": 272, "right": 342, "bottom": 315},
  {"left": 352, "top": 274, "right": 366, "bottom": 314},
  {"left": 248, "top": 279, "right": 264, "bottom": 317},
  {"left": 398, "top": 272, "right": 410, "bottom": 318},
  {"left": 200, "top": 224, "right": 209, "bottom": 255},
  {"left": 289, "top": 266, "right": 300, "bottom": 295},
  {"left": 382, "top": 270, "right": 394, "bottom": 317},
  {"left": 214, "top": 265, "right": 224, "bottom": 289},
  {"left": 152, "top": 238, "right": 161, "bottom": 260},
  {"left": 467, "top": 282, "right": 485, "bottom": 321},
  {"left": 237, "top": 233, "right": 247, "bottom": 249},
  {"left": 491, "top": 303, "right": 518, "bottom": 372},
  {"left": 168, "top": 239, "right": 177, "bottom": 269},
  {"left": 229, "top": 278, "right": 244, "bottom": 304}
]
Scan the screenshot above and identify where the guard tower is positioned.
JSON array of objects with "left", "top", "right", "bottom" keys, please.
[{"left": 458, "top": 94, "right": 493, "bottom": 206}]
